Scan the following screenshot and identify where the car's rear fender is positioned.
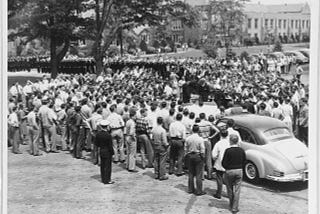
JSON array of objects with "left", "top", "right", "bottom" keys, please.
[{"left": 245, "top": 150, "right": 266, "bottom": 178}]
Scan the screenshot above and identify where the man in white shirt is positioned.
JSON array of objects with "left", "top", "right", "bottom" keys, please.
[
  {"left": 271, "top": 102, "right": 283, "bottom": 120},
  {"left": 281, "top": 98, "right": 293, "bottom": 132},
  {"left": 226, "top": 119, "right": 242, "bottom": 144},
  {"left": 147, "top": 104, "right": 158, "bottom": 130},
  {"left": 212, "top": 129, "right": 230, "bottom": 199},
  {"left": 89, "top": 108, "right": 103, "bottom": 165},
  {"left": 26, "top": 106, "right": 41, "bottom": 156},
  {"left": 157, "top": 101, "right": 169, "bottom": 120},
  {"left": 107, "top": 104, "right": 125, "bottom": 163},
  {"left": 184, "top": 124, "right": 206, "bottom": 195},
  {"left": 8, "top": 106, "right": 21, "bottom": 154},
  {"left": 38, "top": 99, "right": 58, "bottom": 153},
  {"left": 80, "top": 98, "right": 93, "bottom": 151},
  {"left": 169, "top": 113, "right": 186, "bottom": 176}
]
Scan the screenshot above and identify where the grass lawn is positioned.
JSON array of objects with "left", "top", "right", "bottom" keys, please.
[{"left": 143, "top": 43, "right": 309, "bottom": 59}]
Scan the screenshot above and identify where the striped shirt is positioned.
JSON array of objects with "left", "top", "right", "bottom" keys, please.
[{"left": 136, "top": 117, "right": 151, "bottom": 135}]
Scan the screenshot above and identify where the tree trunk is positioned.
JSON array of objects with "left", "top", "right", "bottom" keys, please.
[
  {"left": 119, "top": 29, "right": 123, "bottom": 57},
  {"left": 50, "top": 37, "right": 58, "bottom": 79},
  {"left": 95, "top": 54, "right": 103, "bottom": 75}
]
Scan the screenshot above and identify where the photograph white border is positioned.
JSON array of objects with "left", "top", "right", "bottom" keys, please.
[
  {"left": 1, "top": 0, "right": 8, "bottom": 213},
  {"left": 1, "top": 0, "right": 319, "bottom": 213},
  {"left": 308, "top": 0, "right": 320, "bottom": 213}
]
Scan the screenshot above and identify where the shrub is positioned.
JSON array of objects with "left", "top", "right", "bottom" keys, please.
[
  {"left": 240, "top": 51, "right": 249, "bottom": 61},
  {"left": 273, "top": 40, "right": 283, "bottom": 52},
  {"left": 107, "top": 45, "right": 120, "bottom": 57},
  {"left": 153, "top": 40, "right": 160, "bottom": 49},
  {"left": 139, "top": 40, "right": 148, "bottom": 52},
  {"left": 127, "top": 48, "right": 137, "bottom": 55},
  {"left": 164, "top": 46, "right": 172, "bottom": 52},
  {"left": 128, "top": 42, "right": 136, "bottom": 51},
  {"left": 202, "top": 43, "right": 218, "bottom": 58},
  {"left": 160, "top": 39, "right": 167, "bottom": 47},
  {"left": 147, "top": 46, "right": 156, "bottom": 54}
]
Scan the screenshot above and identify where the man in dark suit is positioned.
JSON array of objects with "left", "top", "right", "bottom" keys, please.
[{"left": 95, "top": 120, "right": 115, "bottom": 184}]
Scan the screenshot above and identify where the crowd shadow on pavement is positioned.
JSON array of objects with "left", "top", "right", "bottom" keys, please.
[
  {"left": 184, "top": 195, "right": 197, "bottom": 214},
  {"left": 204, "top": 187, "right": 230, "bottom": 211},
  {"left": 208, "top": 198, "right": 229, "bottom": 210},
  {"left": 91, "top": 174, "right": 101, "bottom": 182},
  {"left": 174, "top": 183, "right": 189, "bottom": 193},
  {"left": 142, "top": 171, "right": 157, "bottom": 179}
]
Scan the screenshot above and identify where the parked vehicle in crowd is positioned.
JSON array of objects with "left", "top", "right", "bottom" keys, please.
[
  {"left": 298, "top": 49, "right": 310, "bottom": 59},
  {"left": 284, "top": 51, "right": 309, "bottom": 64},
  {"left": 264, "top": 52, "right": 286, "bottom": 60},
  {"left": 216, "top": 114, "right": 308, "bottom": 183}
]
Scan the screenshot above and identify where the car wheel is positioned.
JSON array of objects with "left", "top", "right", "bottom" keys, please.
[{"left": 244, "top": 161, "right": 260, "bottom": 183}]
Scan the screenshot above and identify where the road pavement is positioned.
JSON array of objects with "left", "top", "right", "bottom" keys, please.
[{"left": 8, "top": 144, "right": 308, "bottom": 214}]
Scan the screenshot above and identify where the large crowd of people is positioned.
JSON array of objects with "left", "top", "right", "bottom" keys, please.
[{"left": 7, "top": 54, "right": 308, "bottom": 213}]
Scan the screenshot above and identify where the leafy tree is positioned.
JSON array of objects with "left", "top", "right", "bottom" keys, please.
[
  {"left": 240, "top": 51, "right": 249, "bottom": 61},
  {"left": 84, "top": 0, "right": 174, "bottom": 73},
  {"left": 81, "top": 0, "right": 200, "bottom": 73},
  {"left": 154, "top": 1, "right": 200, "bottom": 45},
  {"left": 153, "top": 40, "right": 160, "bottom": 49},
  {"left": 107, "top": 45, "right": 120, "bottom": 57},
  {"left": 8, "top": 0, "right": 89, "bottom": 78},
  {"left": 273, "top": 40, "right": 283, "bottom": 52},
  {"left": 160, "top": 39, "right": 167, "bottom": 47},
  {"left": 207, "top": 0, "right": 248, "bottom": 57}
]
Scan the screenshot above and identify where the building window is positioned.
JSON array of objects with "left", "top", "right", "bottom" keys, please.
[
  {"left": 265, "top": 19, "right": 268, "bottom": 28},
  {"left": 248, "top": 18, "right": 252, "bottom": 29},
  {"left": 254, "top": 33, "right": 258, "bottom": 38},
  {"left": 302, "top": 20, "right": 305, "bottom": 28},
  {"left": 283, "top": 20, "right": 286, "bottom": 29},
  {"left": 248, "top": 33, "right": 251, "bottom": 38},
  {"left": 296, "top": 20, "right": 299, "bottom": 28},
  {"left": 291, "top": 20, "right": 294, "bottom": 28},
  {"left": 270, "top": 19, "right": 273, "bottom": 28},
  {"left": 254, "top": 18, "right": 258, "bottom": 29},
  {"left": 278, "top": 20, "right": 282, "bottom": 29},
  {"left": 306, "top": 20, "right": 309, "bottom": 28},
  {"left": 172, "top": 20, "right": 182, "bottom": 31}
]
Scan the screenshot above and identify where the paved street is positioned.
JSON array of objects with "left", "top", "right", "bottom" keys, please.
[{"left": 8, "top": 144, "right": 308, "bottom": 214}]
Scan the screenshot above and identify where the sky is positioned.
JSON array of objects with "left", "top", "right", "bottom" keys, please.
[{"left": 248, "top": 0, "right": 310, "bottom": 4}]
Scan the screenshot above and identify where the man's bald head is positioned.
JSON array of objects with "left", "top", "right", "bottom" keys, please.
[{"left": 229, "top": 134, "right": 239, "bottom": 145}]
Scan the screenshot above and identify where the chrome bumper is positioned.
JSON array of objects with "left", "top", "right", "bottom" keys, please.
[{"left": 266, "top": 171, "right": 308, "bottom": 182}]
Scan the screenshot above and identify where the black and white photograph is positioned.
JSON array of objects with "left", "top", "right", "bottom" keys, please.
[{"left": 1, "top": 0, "right": 320, "bottom": 213}]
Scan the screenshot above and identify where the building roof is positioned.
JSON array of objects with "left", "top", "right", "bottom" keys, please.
[
  {"left": 243, "top": 3, "right": 310, "bottom": 14},
  {"left": 185, "top": 0, "right": 210, "bottom": 7},
  {"left": 132, "top": 25, "right": 150, "bottom": 35}
]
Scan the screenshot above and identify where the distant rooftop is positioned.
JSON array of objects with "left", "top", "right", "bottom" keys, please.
[
  {"left": 243, "top": 3, "right": 310, "bottom": 14},
  {"left": 185, "top": 0, "right": 210, "bottom": 7},
  {"left": 132, "top": 25, "right": 150, "bottom": 35},
  {"left": 184, "top": 0, "right": 310, "bottom": 14}
]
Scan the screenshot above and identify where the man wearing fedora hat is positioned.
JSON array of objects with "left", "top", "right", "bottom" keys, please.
[{"left": 95, "top": 120, "right": 115, "bottom": 184}]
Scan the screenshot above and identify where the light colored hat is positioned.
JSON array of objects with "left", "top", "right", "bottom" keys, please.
[{"left": 99, "top": 120, "right": 110, "bottom": 127}]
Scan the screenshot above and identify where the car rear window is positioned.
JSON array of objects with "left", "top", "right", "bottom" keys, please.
[{"left": 263, "top": 128, "right": 292, "bottom": 142}]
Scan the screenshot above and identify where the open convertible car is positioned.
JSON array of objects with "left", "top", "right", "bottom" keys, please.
[{"left": 216, "top": 114, "right": 308, "bottom": 183}]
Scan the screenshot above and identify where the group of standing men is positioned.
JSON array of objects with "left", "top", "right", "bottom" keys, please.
[{"left": 7, "top": 53, "right": 309, "bottom": 213}]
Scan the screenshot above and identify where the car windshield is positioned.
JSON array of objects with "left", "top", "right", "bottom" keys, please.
[{"left": 263, "top": 128, "right": 292, "bottom": 142}]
